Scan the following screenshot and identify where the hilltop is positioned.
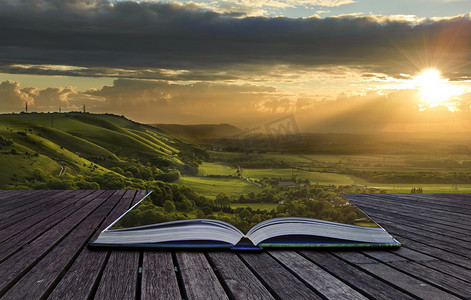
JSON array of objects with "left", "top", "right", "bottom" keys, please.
[{"left": 0, "top": 112, "right": 207, "bottom": 189}]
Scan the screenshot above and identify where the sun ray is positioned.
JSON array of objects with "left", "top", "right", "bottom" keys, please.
[{"left": 412, "top": 69, "right": 462, "bottom": 110}]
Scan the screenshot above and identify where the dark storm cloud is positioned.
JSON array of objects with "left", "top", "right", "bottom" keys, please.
[{"left": 0, "top": 0, "right": 470, "bottom": 79}]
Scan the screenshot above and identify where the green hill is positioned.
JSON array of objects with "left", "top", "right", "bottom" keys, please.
[
  {"left": 0, "top": 112, "right": 207, "bottom": 189},
  {"left": 153, "top": 123, "right": 243, "bottom": 141}
]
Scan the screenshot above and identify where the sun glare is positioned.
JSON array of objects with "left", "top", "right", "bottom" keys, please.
[{"left": 413, "top": 69, "right": 460, "bottom": 109}]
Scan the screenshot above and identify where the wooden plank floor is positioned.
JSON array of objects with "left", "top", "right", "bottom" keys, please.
[{"left": 0, "top": 191, "right": 469, "bottom": 299}]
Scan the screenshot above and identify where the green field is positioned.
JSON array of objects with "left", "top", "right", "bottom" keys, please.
[
  {"left": 209, "top": 151, "right": 340, "bottom": 163},
  {"left": 197, "top": 162, "right": 237, "bottom": 176},
  {"left": 194, "top": 161, "right": 471, "bottom": 194},
  {"left": 177, "top": 176, "right": 263, "bottom": 198},
  {"left": 243, "top": 168, "right": 364, "bottom": 185},
  {"left": 230, "top": 202, "right": 278, "bottom": 210}
]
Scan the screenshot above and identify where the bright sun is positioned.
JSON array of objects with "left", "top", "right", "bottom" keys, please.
[{"left": 413, "top": 69, "right": 459, "bottom": 107}]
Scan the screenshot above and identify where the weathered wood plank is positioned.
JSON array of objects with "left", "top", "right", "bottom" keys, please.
[
  {"left": 0, "top": 190, "right": 93, "bottom": 240},
  {"left": 390, "top": 235, "right": 471, "bottom": 270},
  {"left": 0, "top": 190, "right": 113, "bottom": 296},
  {"left": 362, "top": 248, "right": 471, "bottom": 297},
  {"left": 47, "top": 190, "right": 136, "bottom": 300},
  {"left": 130, "top": 190, "right": 149, "bottom": 206},
  {"left": 176, "top": 251, "right": 229, "bottom": 300},
  {"left": 0, "top": 190, "right": 17, "bottom": 199},
  {"left": 0, "top": 190, "right": 50, "bottom": 207},
  {"left": 360, "top": 249, "right": 409, "bottom": 263},
  {"left": 390, "top": 261, "right": 471, "bottom": 298},
  {"left": 347, "top": 193, "right": 471, "bottom": 213},
  {"left": 0, "top": 190, "right": 120, "bottom": 299},
  {"left": 0, "top": 190, "right": 99, "bottom": 262},
  {"left": 350, "top": 194, "right": 471, "bottom": 225},
  {"left": 387, "top": 247, "right": 437, "bottom": 262},
  {"left": 0, "top": 190, "right": 91, "bottom": 237},
  {"left": 270, "top": 250, "right": 367, "bottom": 300},
  {"left": 377, "top": 193, "right": 471, "bottom": 213},
  {"left": 348, "top": 196, "right": 471, "bottom": 236},
  {"left": 348, "top": 194, "right": 471, "bottom": 230},
  {"left": 141, "top": 251, "right": 181, "bottom": 300},
  {"left": 364, "top": 217, "right": 471, "bottom": 258},
  {"left": 348, "top": 204, "right": 470, "bottom": 239},
  {"left": 334, "top": 251, "right": 461, "bottom": 300},
  {"left": 207, "top": 251, "right": 275, "bottom": 300},
  {"left": 240, "top": 252, "right": 322, "bottom": 300},
  {"left": 425, "top": 260, "right": 471, "bottom": 284},
  {"left": 94, "top": 250, "right": 140, "bottom": 300},
  {"left": 0, "top": 190, "right": 65, "bottom": 225},
  {"left": 299, "top": 250, "right": 415, "bottom": 300},
  {"left": 377, "top": 247, "right": 471, "bottom": 284},
  {"left": 92, "top": 191, "right": 151, "bottom": 299}
]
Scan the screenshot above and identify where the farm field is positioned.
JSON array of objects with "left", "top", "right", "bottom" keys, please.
[
  {"left": 192, "top": 161, "right": 471, "bottom": 194},
  {"left": 242, "top": 168, "right": 363, "bottom": 185},
  {"left": 177, "top": 176, "right": 263, "bottom": 198},
  {"left": 197, "top": 162, "right": 236, "bottom": 176},
  {"left": 231, "top": 202, "right": 278, "bottom": 210}
]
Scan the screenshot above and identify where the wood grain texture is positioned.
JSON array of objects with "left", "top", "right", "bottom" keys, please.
[
  {"left": 0, "top": 190, "right": 95, "bottom": 261},
  {"left": 240, "top": 252, "right": 322, "bottom": 300},
  {"left": 94, "top": 250, "right": 140, "bottom": 300},
  {"left": 300, "top": 250, "right": 415, "bottom": 300},
  {"left": 0, "top": 190, "right": 118, "bottom": 299},
  {"left": 47, "top": 190, "right": 132, "bottom": 300},
  {"left": 390, "top": 261, "right": 471, "bottom": 298},
  {"left": 207, "top": 251, "right": 275, "bottom": 300},
  {"left": 0, "top": 190, "right": 50, "bottom": 209},
  {"left": 334, "top": 251, "right": 461, "bottom": 300},
  {"left": 141, "top": 251, "right": 181, "bottom": 300},
  {"left": 0, "top": 190, "right": 67, "bottom": 227},
  {"left": 0, "top": 190, "right": 111, "bottom": 295},
  {"left": 176, "top": 251, "right": 229, "bottom": 300},
  {"left": 270, "top": 250, "right": 367, "bottom": 300}
]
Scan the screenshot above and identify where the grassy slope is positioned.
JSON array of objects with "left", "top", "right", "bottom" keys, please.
[
  {"left": 0, "top": 113, "right": 192, "bottom": 186},
  {"left": 197, "top": 162, "right": 237, "bottom": 176},
  {"left": 0, "top": 144, "right": 59, "bottom": 185}
]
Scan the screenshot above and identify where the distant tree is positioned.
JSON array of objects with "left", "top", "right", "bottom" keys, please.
[
  {"left": 31, "top": 169, "right": 46, "bottom": 181},
  {"left": 215, "top": 193, "right": 230, "bottom": 208},
  {"left": 163, "top": 200, "right": 176, "bottom": 213},
  {"left": 110, "top": 167, "right": 124, "bottom": 175},
  {"left": 344, "top": 212, "right": 357, "bottom": 224},
  {"left": 239, "top": 208, "right": 252, "bottom": 220}
]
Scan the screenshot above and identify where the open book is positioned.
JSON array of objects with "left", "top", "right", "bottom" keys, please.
[{"left": 91, "top": 191, "right": 401, "bottom": 249}]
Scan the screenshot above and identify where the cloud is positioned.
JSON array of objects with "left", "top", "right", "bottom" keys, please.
[
  {"left": 0, "top": 81, "right": 33, "bottom": 112},
  {"left": 0, "top": 80, "right": 86, "bottom": 113},
  {"left": 80, "top": 78, "right": 471, "bottom": 132},
  {"left": 85, "top": 79, "right": 293, "bottom": 124},
  {"left": 0, "top": 1, "right": 469, "bottom": 81},
  {"left": 2, "top": 77, "right": 470, "bottom": 132},
  {"left": 22, "top": 86, "right": 79, "bottom": 111}
]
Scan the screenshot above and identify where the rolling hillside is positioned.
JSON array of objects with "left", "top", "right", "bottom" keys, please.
[
  {"left": 0, "top": 112, "right": 207, "bottom": 188},
  {"left": 153, "top": 123, "right": 243, "bottom": 142}
]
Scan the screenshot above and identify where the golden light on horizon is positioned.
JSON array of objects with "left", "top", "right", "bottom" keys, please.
[{"left": 413, "top": 69, "right": 461, "bottom": 110}]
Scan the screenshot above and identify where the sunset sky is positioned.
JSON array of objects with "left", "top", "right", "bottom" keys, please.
[{"left": 0, "top": 0, "right": 470, "bottom": 132}]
